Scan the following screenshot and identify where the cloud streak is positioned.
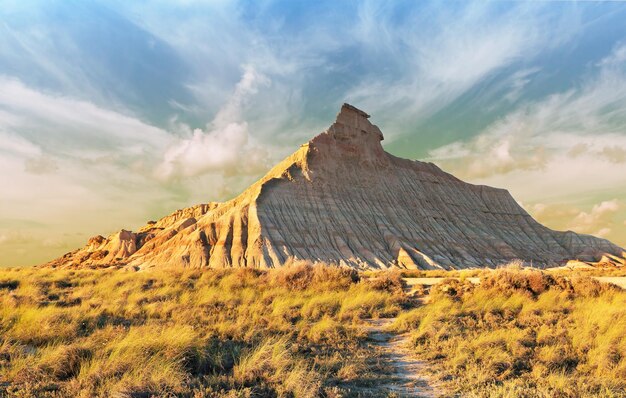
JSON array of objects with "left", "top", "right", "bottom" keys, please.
[
  {"left": 0, "top": 76, "right": 170, "bottom": 161},
  {"left": 571, "top": 200, "right": 621, "bottom": 237},
  {"left": 2, "top": 1, "right": 626, "bottom": 265},
  {"left": 344, "top": 2, "right": 580, "bottom": 134},
  {"left": 156, "top": 67, "right": 272, "bottom": 180},
  {"left": 428, "top": 42, "right": 626, "bottom": 180},
  {"left": 526, "top": 199, "right": 625, "bottom": 242}
]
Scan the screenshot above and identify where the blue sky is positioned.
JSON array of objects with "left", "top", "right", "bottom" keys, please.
[{"left": 1, "top": 0, "right": 626, "bottom": 265}]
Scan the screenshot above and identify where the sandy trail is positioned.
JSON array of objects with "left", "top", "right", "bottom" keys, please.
[
  {"left": 594, "top": 277, "right": 626, "bottom": 289},
  {"left": 364, "top": 318, "right": 438, "bottom": 397}
]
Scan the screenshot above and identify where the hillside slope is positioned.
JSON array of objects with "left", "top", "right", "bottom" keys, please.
[{"left": 44, "top": 104, "right": 626, "bottom": 269}]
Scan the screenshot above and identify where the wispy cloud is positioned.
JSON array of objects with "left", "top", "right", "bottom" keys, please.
[
  {"left": 156, "top": 66, "right": 272, "bottom": 180},
  {"left": 0, "top": 76, "right": 170, "bottom": 161},
  {"left": 526, "top": 199, "right": 624, "bottom": 241},
  {"left": 0, "top": 77, "right": 182, "bottom": 266},
  {"left": 503, "top": 67, "right": 542, "bottom": 103},
  {"left": 424, "top": 41, "right": 626, "bottom": 247},
  {"left": 344, "top": 2, "right": 580, "bottom": 134},
  {"left": 0, "top": 1, "right": 191, "bottom": 121},
  {"left": 2, "top": 0, "right": 626, "bottom": 265},
  {"left": 571, "top": 199, "right": 621, "bottom": 237},
  {"left": 0, "top": 70, "right": 297, "bottom": 266},
  {"left": 428, "top": 42, "right": 626, "bottom": 181}
]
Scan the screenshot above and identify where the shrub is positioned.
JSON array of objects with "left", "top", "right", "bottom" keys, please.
[
  {"left": 0, "top": 279, "right": 19, "bottom": 290},
  {"left": 365, "top": 270, "right": 405, "bottom": 293}
]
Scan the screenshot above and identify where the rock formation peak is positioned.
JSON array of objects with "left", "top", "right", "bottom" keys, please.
[
  {"left": 331, "top": 103, "right": 383, "bottom": 143},
  {"left": 43, "top": 104, "right": 626, "bottom": 270},
  {"left": 330, "top": 103, "right": 383, "bottom": 147},
  {"left": 300, "top": 103, "right": 388, "bottom": 171}
]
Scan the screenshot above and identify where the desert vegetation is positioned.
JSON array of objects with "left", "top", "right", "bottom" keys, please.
[
  {"left": 391, "top": 268, "right": 626, "bottom": 397},
  {"left": 0, "top": 264, "right": 406, "bottom": 397},
  {"left": 1, "top": 264, "right": 625, "bottom": 397}
]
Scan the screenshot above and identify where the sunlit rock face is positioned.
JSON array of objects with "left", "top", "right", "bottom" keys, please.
[{"left": 44, "top": 104, "right": 626, "bottom": 270}]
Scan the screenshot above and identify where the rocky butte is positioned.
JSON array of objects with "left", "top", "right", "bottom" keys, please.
[{"left": 44, "top": 104, "right": 626, "bottom": 270}]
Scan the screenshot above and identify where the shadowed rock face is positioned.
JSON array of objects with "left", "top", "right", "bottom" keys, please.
[{"left": 44, "top": 104, "right": 626, "bottom": 270}]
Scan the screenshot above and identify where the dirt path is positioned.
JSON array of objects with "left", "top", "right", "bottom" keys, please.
[{"left": 363, "top": 318, "right": 438, "bottom": 397}]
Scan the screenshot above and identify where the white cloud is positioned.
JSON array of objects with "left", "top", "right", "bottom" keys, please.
[
  {"left": 523, "top": 199, "right": 625, "bottom": 244},
  {"left": 427, "top": 107, "right": 554, "bottom": 179},
  {"left": 0, "top": 77, "right": 234, "bottom": 266},
  {"left": 600, "top": 146, "right": 626, "bottom": 163},
  {"left": 0, "top": 18, "right": 91, "bottom": 96},
  {"left": 1, "top": 1, "right": 625, "bottom": 264},
  {"left": 428, "top": 42, "right": 626, "bottom": 181},
  {"left": 0, "top": 76, "right": 170, "bottom": 159},
  {"left": 504, "top": 67, "right": 541, "bottom": 103},
  {"left": 0, "top": 131, "right": 40, "bottom": 156},
  {"left": 0, "top": 77, "right": 185, "bottom": 219},
  {"left": 344, "top": 2, "right": 579, "bottom": 135},
  {"left": 570, "top": 199, "right": 621, "bottom": 237},
  {"left": 110, "top": 0, "right": 334, "bottom": 148},
  {"left": 156, "top": 67, "right": 272, "bottom": 180},
  {"left": 0, "top": 75, "right": 272, "bottom": 187},
  {"left": 598, "top": 41, "right": 626, "bottom": 68}
]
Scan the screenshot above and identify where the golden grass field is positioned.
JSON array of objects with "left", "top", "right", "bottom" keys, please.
[
  {"left": 0, "top": 264, "right": 407, "bottom": 397},
  {"left": 0, "top": 264, "right": 625, "bottom": 397},
  {"left": 391, "top": 268, "right": 626, "bottom": 397}
]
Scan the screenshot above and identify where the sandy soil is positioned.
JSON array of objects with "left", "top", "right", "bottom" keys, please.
[
  {"left": 594, "top": 277, "right": 626, "bottom": 289},
  {"left": 362, "top": 318, "right": 438, "bottom": 397}
]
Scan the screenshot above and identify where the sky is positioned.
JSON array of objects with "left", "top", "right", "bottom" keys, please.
[{"left": 1, "top": 0, "right": 626, "bottom": 266}]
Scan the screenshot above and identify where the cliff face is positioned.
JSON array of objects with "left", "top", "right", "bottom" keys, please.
[{"left": 44, "top": 104, "right": 626, "bottom": 270}]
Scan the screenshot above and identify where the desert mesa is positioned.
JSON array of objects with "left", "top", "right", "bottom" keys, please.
[{"left": 44, "top": 104, "right": 626, "bottom": 270}]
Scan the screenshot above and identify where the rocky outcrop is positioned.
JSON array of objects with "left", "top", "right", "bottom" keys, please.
[{"left": 43, "top": 104, "right": 626, "bottom": 270}]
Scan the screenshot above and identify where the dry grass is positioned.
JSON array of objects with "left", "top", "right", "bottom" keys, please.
[
  {"left": 391, "top": 268, "right": 626, "bottom": 397},
  {"left": 3, "top": 263, "right": 624, "bottom": 397},
  {"left": 0, "top": 263, "right": 406, "bottom": 397},
  {"left": 394, "top": 269, "right": 486, "bottom": 279},
  {"left": 550, "top": 267, "right": 626, "bottom": 278}
]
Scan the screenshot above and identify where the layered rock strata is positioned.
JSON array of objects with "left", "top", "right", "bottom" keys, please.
[{"left": 44, "top": 104, "right": 626, "bottom": 270}]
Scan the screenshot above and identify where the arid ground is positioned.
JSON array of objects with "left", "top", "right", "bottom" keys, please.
[{"left": 1, "top": 264, "right": 625, "bottom": 397}]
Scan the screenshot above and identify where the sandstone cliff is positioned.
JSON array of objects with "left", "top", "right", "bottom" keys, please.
[{"left": 44, "top": 104, "right": 626, "bottom": 270}]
